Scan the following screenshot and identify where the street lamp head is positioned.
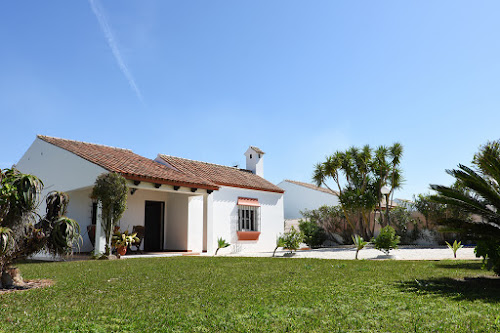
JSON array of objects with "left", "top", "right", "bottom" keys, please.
[{"left": 381, "top": 186, "right": 391, "bottom": 195}]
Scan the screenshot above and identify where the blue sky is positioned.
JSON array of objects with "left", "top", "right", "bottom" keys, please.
[{"left": 2, "top": 1, "right": 500, "bottom": 200}]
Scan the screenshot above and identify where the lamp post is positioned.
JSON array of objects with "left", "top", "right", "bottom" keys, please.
[{"left": 381, "top": 186, "right": 391, "bottom": 226}]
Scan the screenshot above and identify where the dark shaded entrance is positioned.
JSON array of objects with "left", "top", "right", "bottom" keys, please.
[{"left": 144, "top": 201, "right": 164, "bottom": 251}]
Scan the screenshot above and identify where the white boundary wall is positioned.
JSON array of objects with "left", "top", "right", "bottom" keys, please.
[{"left": 277, "top": 181, "right": 340, "bottom": 220}]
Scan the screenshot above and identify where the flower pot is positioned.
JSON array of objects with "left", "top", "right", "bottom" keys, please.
[
  {"left": 117, "top": 246, "right": 127, "bottom": 256},
  {"left": 237, "top": 231, "right": 261, "bottom": 241}
]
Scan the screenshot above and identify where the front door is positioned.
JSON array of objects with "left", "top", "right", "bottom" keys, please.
[{"left": 144, "top": 201, "right": 164, "bottom": 251}]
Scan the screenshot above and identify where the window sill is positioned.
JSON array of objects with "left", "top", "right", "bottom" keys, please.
[{"left": 237, "top": 231, "right": 261, "bottom": 241}]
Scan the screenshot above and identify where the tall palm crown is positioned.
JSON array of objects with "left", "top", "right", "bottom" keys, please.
[{"left": 430, "top": 141, "right": 500, "bottom": 238}]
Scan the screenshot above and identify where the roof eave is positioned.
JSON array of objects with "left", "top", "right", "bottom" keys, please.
[{"left": 122, "top": 174, "right": 219, "bottom": 191}]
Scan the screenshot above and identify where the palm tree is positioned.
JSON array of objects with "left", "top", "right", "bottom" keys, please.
[
  {"left": 313, "top": 144, "right": 404, "bottom": 240},
  {"left": 430, "top": 141, "right": 500, "bottom": 274}
]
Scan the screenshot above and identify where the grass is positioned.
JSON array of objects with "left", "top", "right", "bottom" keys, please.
[{"left": 1, "top": 257, "right": 500, "bottom": 332}]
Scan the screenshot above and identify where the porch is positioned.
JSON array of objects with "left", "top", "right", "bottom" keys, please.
[{"left": 66, "top": 179, "right": 215, "bottom": 255}]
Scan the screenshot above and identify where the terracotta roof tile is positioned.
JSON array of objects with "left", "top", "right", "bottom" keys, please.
[
  {"left": 250, "top": 146, "right": 265, "bottom": 154},
  {"left": 158, "top": 155, "right": 284, "bottom": 193},
  {"left": 283, "top": 180, "right": 339, "bottom": 196},
  {"left": 37, "top": 135, "right": 218, "bottom": 190}
]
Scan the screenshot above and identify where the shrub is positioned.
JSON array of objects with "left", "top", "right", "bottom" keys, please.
[
  {"left": 300, "top": 205, "right": 350, "bottom": 243},
  {"left": 475, "top": 240, "right": 500, "bottom": 275},
  {"left": 273, "top": 235, "right": 285, "bottom": 257},
  {"left": 282, "top": 227, "right": 303, "bottom": 253},
  {"left": 372, "top": 225, "right": 400, "bottom": 255},
  {"left": 298, "top": 220, "right": 326, "bottom": 248}
]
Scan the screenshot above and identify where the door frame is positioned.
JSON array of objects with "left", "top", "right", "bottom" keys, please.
[{"left": 144, "top": 200, "right": 165, "bottom": 251}]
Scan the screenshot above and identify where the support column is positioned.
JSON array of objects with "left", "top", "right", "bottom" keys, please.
[
  {"left": 187, "top": 195, "right": 204, "bottom": 253},
  {"left": 204, "top": 193, "right": 214, "bottom": 254},
  {"left": 94, "top": 202, "right": 106, "bottom": 256}
]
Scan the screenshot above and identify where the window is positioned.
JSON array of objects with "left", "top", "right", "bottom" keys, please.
[{"left": 238, "top": 206, "right": 259, "bottom": 231}]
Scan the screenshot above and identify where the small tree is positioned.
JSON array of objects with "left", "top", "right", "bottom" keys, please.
[
  {"left": 371, "top": 225, "right": 400, "bottom": 255},
  {"left": 282, "top": 227, "right": 303, "bottom": 254},
  {"left": 91, "top": 172, "right": 128, "bottom": 256},
  {"left": 273, "top": 235, "right": 286, "bottom": 257},
  {"left": 0, "top": 169, "right": 80, "bottom": 287}
]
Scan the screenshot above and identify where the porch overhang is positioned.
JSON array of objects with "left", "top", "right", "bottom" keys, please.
[{"left": 122, "top": 174, "right": 219, "bottom": 191}]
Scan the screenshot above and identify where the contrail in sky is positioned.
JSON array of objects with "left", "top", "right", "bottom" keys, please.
[{"left": 89, "top": 0, "right": 144, "bottom": 102}]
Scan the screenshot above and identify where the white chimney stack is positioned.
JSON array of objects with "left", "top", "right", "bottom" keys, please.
[{"left": 244, "top": 146, "right": 265, "bottom": 177}]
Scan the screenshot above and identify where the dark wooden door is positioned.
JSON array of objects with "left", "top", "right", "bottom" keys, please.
[{"left": 144, "top": 201, "right": 164, "bottom": 251}]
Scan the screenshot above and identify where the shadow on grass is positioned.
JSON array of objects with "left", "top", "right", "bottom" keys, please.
[
  {"left": 434, "top": 262, "right": 484, "bottom": 271},
  {"left": 398, "top": 277, "right": 500, "bottom": 303}
]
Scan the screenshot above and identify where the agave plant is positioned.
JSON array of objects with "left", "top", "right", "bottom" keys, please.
[{"left": 48, "top": 217, "right": 81, "bottom": 255}]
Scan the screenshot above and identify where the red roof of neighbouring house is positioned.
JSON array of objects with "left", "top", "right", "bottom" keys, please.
[
  {"left": 283, "top": 180, "right": 339, "bottom": 196},
  {"left": 37, "top": 135, "right": 219, "bottom": 190},
  {"left": 158, "top": 155, "right": 284, "bottom": 193}
]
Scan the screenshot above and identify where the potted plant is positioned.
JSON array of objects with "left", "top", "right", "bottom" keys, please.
[{"left": 112, "top": 230, "right": 139, "bottom": 256}]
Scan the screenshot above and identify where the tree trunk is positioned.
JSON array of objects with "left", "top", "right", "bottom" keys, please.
[{"left": 1, "top": 267, "right": 24, "bottom": 288}]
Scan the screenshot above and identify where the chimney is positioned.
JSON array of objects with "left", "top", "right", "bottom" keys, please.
[{"left": 244, "top": 146, "right": 265, "bottom": 177}]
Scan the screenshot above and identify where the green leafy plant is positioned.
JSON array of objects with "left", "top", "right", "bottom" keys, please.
[
  {"left": 352, "top": 234, "right": 368, "bottom": 260},
  {"left": 300, "top": 205, "right": 350, "bottom": 243},
  {"left": 371, "top": 225, "right": 400, "bottom": 255},
  {"left": 273, "top": 235, "right": 285, "bottom": 257},
  {"left": 91, "top": 172, "right": 128, "bottom": 256},
  {"left": 313, "top": 143, "right": 404, "bottom": 240},
  {"left": 475, "top": 240, "right": 500, "bottom": 274},
  {"left": 282, "top": 227, "right": 303, "bottom": 254},
  {"left": 298, "top": 219, "right": 326, "bottom": 248},
  {"left": 0, "top": 227, "right": 12, "bottom": 255},
  {"left": 112, "top": 230, "right": 140, "bottom": 249},
  {"left": 446, "top": 240, "right": 464, "bottom": 259},
  {"left": 215, "top": 237, "right": 230, "bottom": 255},
  {"left": 430, "top": 140, "right": 500, "bottom": 274},
  {"left": 0, "top": 169, "right": 79, "bottom": 287}
]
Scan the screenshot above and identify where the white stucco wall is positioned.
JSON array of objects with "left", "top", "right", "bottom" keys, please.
[
  {"left": 211, "top": 187, "right": 284, "bottom": 254},
  {"left": 65, "top": 188, "right": 94, "bottom": 252},
  {"left": 16, "top": 138, "right": 107, "bottom": 195},
  {"left": 277, "top": 181, "right": 340, "bottom": 220}
]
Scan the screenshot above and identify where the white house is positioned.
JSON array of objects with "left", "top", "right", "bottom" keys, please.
[
  {"left": 277, "top": 180, "right": 340, "bottom": 220},
  {"left": 16, "top": 135, "right": 284, "bottom": 255}
]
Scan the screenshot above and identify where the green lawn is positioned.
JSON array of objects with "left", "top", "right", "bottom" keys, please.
[{"left": 1, "top": 257, "right": 500, "bottom": 332}]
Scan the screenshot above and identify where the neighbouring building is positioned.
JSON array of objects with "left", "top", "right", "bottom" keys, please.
[
  {"left": 277, "top": 179, "right": 340, "bottom": 219},
  {"left": 16, "top": 136, "right": 284, "bottom": 255}
]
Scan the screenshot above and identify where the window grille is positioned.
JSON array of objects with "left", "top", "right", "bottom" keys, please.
[{"left": 238, "top": 205, "right": 260, "bottom": 231}]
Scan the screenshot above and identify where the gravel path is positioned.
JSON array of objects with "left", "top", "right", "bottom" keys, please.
[{"left": 223, "top": 246, "right": 479, "bottom": 260}]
